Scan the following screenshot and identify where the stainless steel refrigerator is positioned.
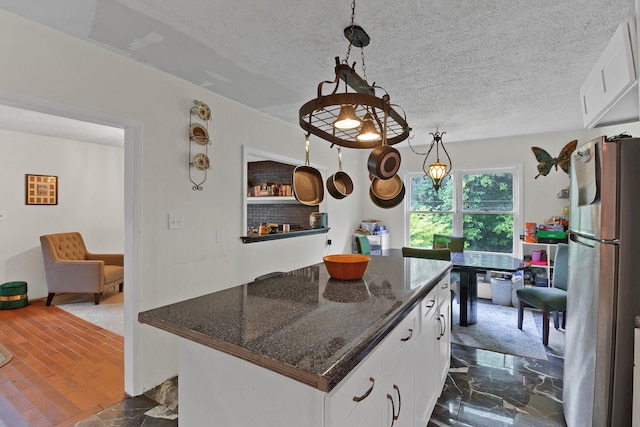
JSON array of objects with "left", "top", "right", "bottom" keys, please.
[{"left": 564, "top": 135, "right": 640, "bottom": 426}]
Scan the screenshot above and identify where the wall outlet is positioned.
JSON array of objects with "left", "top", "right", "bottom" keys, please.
[
  {"left": 168, "top": 212, "right": 184, "bottom": 229},
  {"left": 216, "top": 228, "right": 224, "bottom": 243}
]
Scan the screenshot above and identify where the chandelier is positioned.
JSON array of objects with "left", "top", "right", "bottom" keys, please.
[
  {"left": 409, "top": 131, "right": 452, "bottom": 192},
  {"left": 298, "top": 0, "right": 411, "bottom": 149}
]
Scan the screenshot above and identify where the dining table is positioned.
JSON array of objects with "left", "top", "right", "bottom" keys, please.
[
  {"left": 384, "top": 249, "right": 526, "bottom": 326},
  {"left": 450, "top": 251, "right": 526, "bottom": 326}
]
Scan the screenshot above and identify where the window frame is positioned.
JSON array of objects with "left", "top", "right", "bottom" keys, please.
[{"left": 404, "top": 163, "right": 524, "bottom": 256}]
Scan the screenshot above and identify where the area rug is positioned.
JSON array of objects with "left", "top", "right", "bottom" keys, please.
[
  {"left": 55, "top": 291, "right": 124, "bottom": 336},
  {"left": 451, "top": 299, "right": 549, "bottom": 360},
  {"left": 0, "top": 343, "right": 13, "bottom": 368}
]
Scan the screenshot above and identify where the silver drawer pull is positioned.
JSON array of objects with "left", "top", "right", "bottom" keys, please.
[
  {"left": 400, "top": 328, "right": 413, "bottom": 342},
  {"left": 352, "top": 377, "right": 375, "bottom": 402},
  {"left": 425, "top": 299, "right": 435, "bottom": 308},
  {"left": 441, "top": 282, "right": 449, "bottom": 289}
]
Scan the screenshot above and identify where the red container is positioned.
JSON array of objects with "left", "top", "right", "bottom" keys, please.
[{"left": 525, "top": 222, "right": 537, "bottom": 243}]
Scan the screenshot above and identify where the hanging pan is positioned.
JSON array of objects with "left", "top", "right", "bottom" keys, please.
[
  {"left": 369, "top": 175, "right": 405, "bottom": 208},
  {"left": 293, "top": 136, "right": 324, "bottom": 206},
  {"left": 327, "top": 148, "right": 354, "bottom": 199},
  {"left": 367, "top": 106, "right": 401, "bottom": 180},
  {"left": 368, "top": 144, "right": 401, "bottom": 180}
]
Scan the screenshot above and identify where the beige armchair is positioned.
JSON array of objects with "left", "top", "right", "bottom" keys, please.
[{"left": 40, "top": 232, "right": 124, "bottom": 306}]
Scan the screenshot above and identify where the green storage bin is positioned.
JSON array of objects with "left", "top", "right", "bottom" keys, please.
[
  {"left": 536, "top": 230, "right": 566, "bottom": 239},
  {"left": 0, "top": 281, "right": 28, "bottom": 309}
]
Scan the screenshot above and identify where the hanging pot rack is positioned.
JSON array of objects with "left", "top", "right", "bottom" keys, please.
[{"left": 298, "top": 58, "right": 411, "bottom": 149}]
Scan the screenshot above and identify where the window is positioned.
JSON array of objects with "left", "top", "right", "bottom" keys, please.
[{"left": 406, "top": 165, "right": 522, "bottom": 254}]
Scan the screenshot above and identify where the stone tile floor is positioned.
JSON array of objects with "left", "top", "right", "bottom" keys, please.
[
  {"left": 428, "top": 343, "right": 565, "bottom": 426},
  {"left": 72, "top": 395, "right": 177, "bottom": 426}
]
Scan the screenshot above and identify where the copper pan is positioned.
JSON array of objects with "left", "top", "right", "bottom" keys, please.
[
  {"left": 293, "top": 137, "right": 324, "bottom": 206},
  {"left": 370, "top": 175, "right": 405, "bottom": 208},
  {"left": 367, "top": 144, "right": 401, "bottom": 180},
  {"left": 327, "top": 148, "right": 354, "bottom": 199}
]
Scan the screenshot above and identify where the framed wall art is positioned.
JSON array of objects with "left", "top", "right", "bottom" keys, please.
[{"left": 25, "top": 174, "right": 58, "bottom": 205}]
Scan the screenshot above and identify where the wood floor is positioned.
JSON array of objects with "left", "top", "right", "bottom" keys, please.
[{"left": 0, "top": 299, "right": 124, "bottom": 426}]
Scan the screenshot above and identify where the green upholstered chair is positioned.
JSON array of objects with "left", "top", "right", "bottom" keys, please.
[
  {"left": 402, "top": 246, "right": 456, "bottom": 306},
  {"left": 432, "top": 234, "right": 465, "bottom": 252},
  {"left": 516, "top": 243, "right": 568, "bottom": 346},
  {"left": 432, "top": 234, "right": 464, "bottom": 301},
  {"left": 355, "top": 235, "right": 371, "bottom": 255},
  {"left": 401, "top": 247, "right": 451, "bottom": 261}
]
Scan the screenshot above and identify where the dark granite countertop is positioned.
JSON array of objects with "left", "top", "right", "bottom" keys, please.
[{"left": 138, "top": 253, "right": 451, "bottom": 392}]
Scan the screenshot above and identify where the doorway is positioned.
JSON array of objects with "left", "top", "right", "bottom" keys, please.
[{"left": 0, "top": 97, "right": 142, "bottom": 396}]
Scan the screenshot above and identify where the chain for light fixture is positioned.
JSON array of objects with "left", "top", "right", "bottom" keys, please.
[
  {"left": 408, "top": 130, "right": 452, "bottom": 192},
  {"left": 298, "top": 0, "right": 410, "bottom": 149}
]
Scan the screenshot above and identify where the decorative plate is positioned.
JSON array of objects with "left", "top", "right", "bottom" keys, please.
[
  {"left": 189, "top": 123, "right": 209, "bottom": 145},
  {"left": 193, "top": 153, "right": 210, "bottom": 170},
  {"left": 193, "top": 101, "right": 211, "bottom": 121}
]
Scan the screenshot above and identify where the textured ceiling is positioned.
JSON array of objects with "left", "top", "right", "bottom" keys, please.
[{"left": 0, "top": 0, "right": 636, "bottom": 145}]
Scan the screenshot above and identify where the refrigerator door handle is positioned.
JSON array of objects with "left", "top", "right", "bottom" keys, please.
[{"left": 570, "top": 232, "right": 619, "bottom": 246}]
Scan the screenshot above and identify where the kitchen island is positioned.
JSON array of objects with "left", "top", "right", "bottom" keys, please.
[{"left": 139, "top": 253, "right": 452, "bottom": 426}]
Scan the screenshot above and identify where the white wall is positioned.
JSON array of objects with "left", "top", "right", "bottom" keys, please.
[
  {"left": 0, "top": 9, "right": 364, "bottom": 395},
  {"left": 362, "top": 122, "right": 640, "bottom": 250},
  {"left": 0, "top": 129, "right": 124, "bottom": 298},
  {"left": 3, "top": 7, "right": 639, "bottom": 398}
]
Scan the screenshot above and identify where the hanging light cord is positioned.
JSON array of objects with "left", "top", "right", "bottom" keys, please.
[
  {"left": 343, "top": 0, "right": 368, "bottom": 82},
  {"left": 344, "top": 0, "right": 356, "bottom": 63}
]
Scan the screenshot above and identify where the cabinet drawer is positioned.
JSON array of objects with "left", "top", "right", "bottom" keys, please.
[
  {"left": 421, "top": 289, "right": 438, "bottom": 334},
  {"left": 436, "top": 275, "right": 451, "bottom": 303},
  {"left": 325, "top": 350, "right": 382, "bottom": 427},
  {"left": 380, "top": 306, "right": 418, "bottom": 372}
]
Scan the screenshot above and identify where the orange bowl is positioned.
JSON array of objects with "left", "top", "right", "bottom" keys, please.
[{"left": 323, "top": 254, "right": 371, "bottom": 281}]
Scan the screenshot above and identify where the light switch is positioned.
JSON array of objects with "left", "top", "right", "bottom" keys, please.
[
  {"left": 216, "top": 228, "right": 224, "bottom": 243},
  {"left": 0, "top": 210, "right": 5, "bottom": 221},
  {"left": 168, "top": 212, "right": 184, "bottom": 229}
]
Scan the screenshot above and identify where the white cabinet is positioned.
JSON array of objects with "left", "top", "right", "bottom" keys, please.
[
  {"left": 324, "top": 348, "right": 383, "bottom": 427},
  {"left": 382, "top": 355, "right": 415, "bottom": 427},
  {"left": 415, "top": 287, "right": 439, "bottom": 425},
  {"left": 179, "top": 272, "right": 451, "bottom": 427},
  {"left": 521, "top": 241, "right": 558, "bottom": 286},
  {"left": 415, "top": 275, "right": 451, "bottom": 426},
  {"left": 436, "top": 279, "right": 451, "bottom": 389},
  {"left": 326, "top": 305, "right": 419, "bottom": 427},
  {"left": 580, "top": 17, "right": 638, "bottom": 129}
]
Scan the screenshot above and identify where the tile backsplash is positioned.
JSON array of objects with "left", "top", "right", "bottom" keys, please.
[{"left": 247, "top": 160, "right": 318, "bottom": 230}]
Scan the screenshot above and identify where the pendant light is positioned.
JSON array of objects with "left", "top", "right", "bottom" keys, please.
[
  {"left": 409, "top": 130, "right": 452, "bottom": 192},
  {"left": 334, "top": 104, "right": 361, "bottom": 130},
  {"left": 356, "top": 111, "right": 381, "bottom": 142}
]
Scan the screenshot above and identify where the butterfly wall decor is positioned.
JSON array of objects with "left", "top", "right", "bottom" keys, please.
[{"left": 531, "top": 139, "right": 577, "bottom": 179}]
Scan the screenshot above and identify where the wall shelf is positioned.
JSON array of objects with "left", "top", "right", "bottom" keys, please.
[
  {"left": 521, "top": 241, "right": 559, "bottom": 286},
  {"left": 246, "top": 196, "right": 298, "bottom": 204},
  {"left": 241, "top": 228, "right": 329, "bottom": 243}
]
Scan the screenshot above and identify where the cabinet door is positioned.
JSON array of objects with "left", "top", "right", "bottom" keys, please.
[
  {"left": 379, "top": 304, "right": 419, "bottom": 426},
  {"left": 580, "top": 19, "right": 637, "bottom": 128},
  {"left": 437, "top": 287, "right": 451, "bottom": 390},
  {"left": 414, "top": 291, "right": 438, "bottom": 425},
  {"left": 382, "top": 356, "right": 415, "bottom": 427}
]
